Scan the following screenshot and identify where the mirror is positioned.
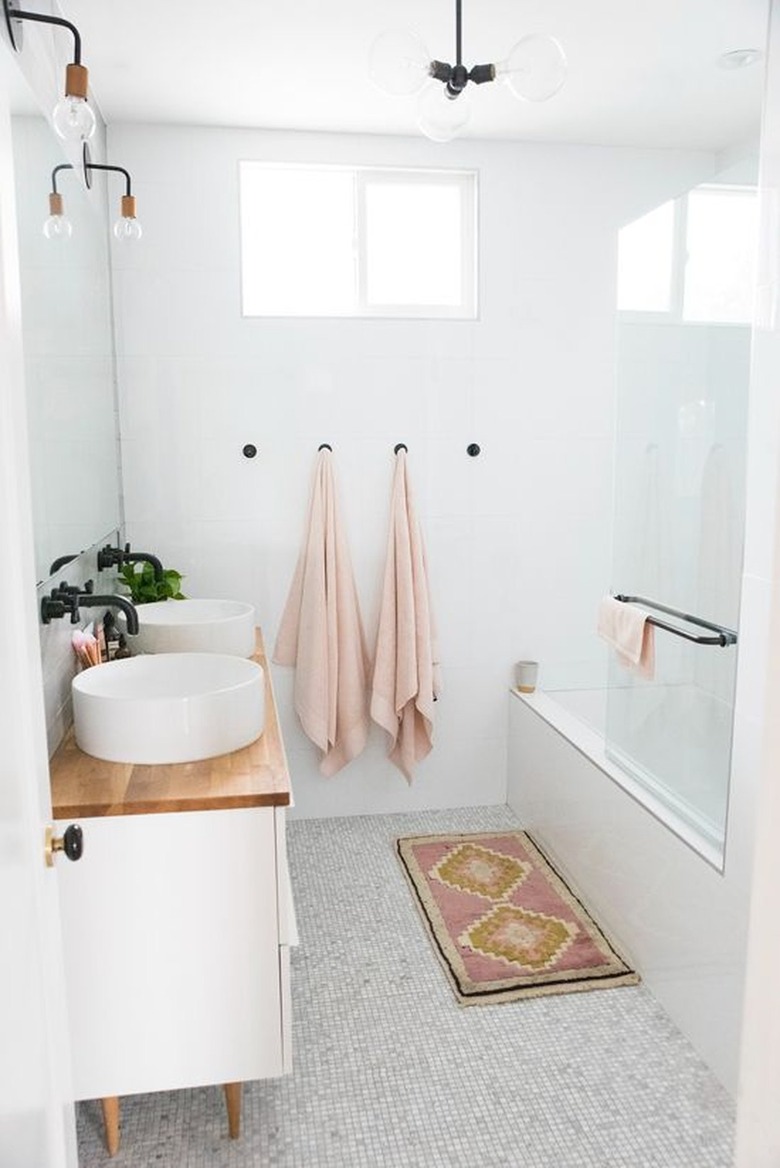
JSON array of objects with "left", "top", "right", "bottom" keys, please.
[{"left": 9, "top": 103, "right": 121, "bottom": 585}]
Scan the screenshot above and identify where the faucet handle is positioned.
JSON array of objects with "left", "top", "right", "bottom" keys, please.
[{"left": 41, "top": 588, "right": 79, "bottom": 625}]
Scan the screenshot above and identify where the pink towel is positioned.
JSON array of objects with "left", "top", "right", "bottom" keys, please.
[
  {"left": 597, "top": 596, "right": 655, "bottom": 680},
  {"left": 371, "top": 450, "right": 441, "bottom": 782},
  {"left": 273, "top": 449, "right": 369, "bottom": 776}
]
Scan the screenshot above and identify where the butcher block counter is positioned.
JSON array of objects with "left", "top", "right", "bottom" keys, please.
[{"left": 49, "top": 629, "right": 291, "bottom": 818}]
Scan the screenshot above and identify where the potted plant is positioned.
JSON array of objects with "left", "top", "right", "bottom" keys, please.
[{"left": 118, "top": 562, "right": 186, "bottom": 605}]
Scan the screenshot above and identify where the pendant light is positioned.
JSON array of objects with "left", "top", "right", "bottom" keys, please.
[
  {"left": 370, "top": 0, "right": 566, "bottom": 142},
  {"left": 2, "top": 0, "right": 96, "bottom": 141}
]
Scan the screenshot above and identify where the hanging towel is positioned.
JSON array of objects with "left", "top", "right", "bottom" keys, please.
[
  {"left": 597, "top": 596, "right": 655, "bottom": 680},
  {"left": 273, "top": 449, "right": 369, "bottom": 777},
  {"left": 371, "top": 449, "right": 440, "bottom": 782}
]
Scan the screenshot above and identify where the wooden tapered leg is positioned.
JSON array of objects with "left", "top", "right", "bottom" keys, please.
[
  {"left": 223, "top": 1082, "right": 242, "bottom": 1139},
  {"left": 100, "top": 1096, "right": 120, "bottom": 1156}
]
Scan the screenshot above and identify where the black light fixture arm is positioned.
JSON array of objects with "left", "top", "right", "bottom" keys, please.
[
  {"left": 51, "top": 163, "right": 73, "bottom": 195},
  {"left": 85, "top": 163, "right": 133, "bottom": 198},
  {"left": 5, "top": 5, "right": 82, "bottom": 62},
  {"left": 429, "top": 0, "right": 497, "bottom": 97},
  {"left": 455, "top": 0, "right": 462, "bottom": 67}
]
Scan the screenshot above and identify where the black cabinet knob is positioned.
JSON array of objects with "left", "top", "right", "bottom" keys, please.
[{"left": 45, "top": 824, "right": 84, "bottom": 867}]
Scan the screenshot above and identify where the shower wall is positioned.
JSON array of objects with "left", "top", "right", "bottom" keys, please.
[{"left": 607, "top": 164, "right": 756, "bottom": 858}]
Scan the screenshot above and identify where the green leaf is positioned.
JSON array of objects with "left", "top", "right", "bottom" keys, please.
[{"left": 118, "top": 562, "right": 187, "bottom": 604}]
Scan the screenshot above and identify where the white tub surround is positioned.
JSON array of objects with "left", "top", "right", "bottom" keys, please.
[{"left": 508, "top": 688, "right": 754, "bottom": 1094}]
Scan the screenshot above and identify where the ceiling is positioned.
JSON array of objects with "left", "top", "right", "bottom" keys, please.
[{"left": 23, "top": 1, "right": 773, "bottom": 148}]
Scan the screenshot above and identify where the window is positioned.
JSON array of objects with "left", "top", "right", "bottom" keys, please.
[
  {"left": 682, "top": 187, "right": 757, "bottom": 325},
  {"left": 239, "top": 162, "right": 477, "bottom": 319},
  {"left": 617, "top": 183, "right": 758, "bottom": 324},
  {"left": 616, "top": 200, "right": 675, "bottom": 313}
]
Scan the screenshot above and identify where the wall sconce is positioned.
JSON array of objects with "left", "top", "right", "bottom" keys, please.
[
  {"left": 43, "top": 154, "right": 142, "bottom": 242},
  {"left": 3, "top": 0, "right": 95, "bottom": 141}
]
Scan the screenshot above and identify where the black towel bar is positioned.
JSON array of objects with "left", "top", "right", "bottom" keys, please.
[{"left": 613, "top": 595, "right": 737, "bottom": 647}]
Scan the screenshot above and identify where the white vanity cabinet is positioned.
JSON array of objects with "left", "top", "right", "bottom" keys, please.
[
  {"left": 55, "top": 804, "right": 292, "bottom": 1100},
  {"left": 49, "top": 634, "right": 294, "bottom": 1149}
]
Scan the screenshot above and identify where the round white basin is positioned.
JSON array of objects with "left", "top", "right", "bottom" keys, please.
[
  {"left": 73, "top": 653, "right": 265, "bottom": 765},
  {"left": 132, "top": 599, "right": 256, "bottom": 657}
]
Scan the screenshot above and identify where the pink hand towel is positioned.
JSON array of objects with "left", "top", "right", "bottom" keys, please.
[
  {"left": 371, "top": 449, "right": 441, "bottom": 783},
  {"left": 274, "top": 449, "right": 369, "bottom": 776},
  {"left": 597, "top": 596, "right": 655, "bottom": 680}
]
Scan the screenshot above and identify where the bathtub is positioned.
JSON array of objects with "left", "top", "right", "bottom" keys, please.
[
  {"left": 510, "top": 685, "right": 727, "bottom": 867},
  {"left": 506, "top": 684, "right": 746, "bottom": 1092}
]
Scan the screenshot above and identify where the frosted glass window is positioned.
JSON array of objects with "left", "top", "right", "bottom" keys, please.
[
  {"left": 683, "top": 187, "right": 757, "bottom": 324},
  {"left": 364, "top": 180, "right": 464, "bottom": 307},
  {"left": 617, "top": 200, "right": 675, "bottom": 312},
  {"left": 240, "top": 162, "right": 476, "bottom": 318}
]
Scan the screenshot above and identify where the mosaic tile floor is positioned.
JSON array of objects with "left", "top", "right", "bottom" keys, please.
[{"left": 76, "top": 806, "right": 734, "bottom": 1167}]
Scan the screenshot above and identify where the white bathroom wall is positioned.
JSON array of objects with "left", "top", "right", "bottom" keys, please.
[
  {"left": 734, "top": 0, "right": 780, "bottom": 1157},
  {"left": 110, "top": 123, "right": 713, "bottom": 818}
]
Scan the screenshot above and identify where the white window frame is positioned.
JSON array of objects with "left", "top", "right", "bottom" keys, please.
[{"left": 239, "top": 161, "right": 478, "bottom": 320}]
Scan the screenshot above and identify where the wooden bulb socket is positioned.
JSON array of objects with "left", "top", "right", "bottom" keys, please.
[
  {"left": 49, "top": 192, "right": 64, "bottom": 216},
  {"left": 120, "top": 195, "right": 137, "bottom": 219},
  {"left": 64, "top": 63, "right": 89, "bottom": 100}
]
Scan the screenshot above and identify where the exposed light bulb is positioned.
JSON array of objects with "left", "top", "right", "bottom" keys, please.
[
  {"left": 113, "top": 216, "right": 142, "bottom": 242},
  {"left": 42, "top": 213, "right": 73, "bottom": 241},
  {"left": 497, "top": 34, "right": 567, "bottom": 102},
  {"left": 416, "top": 83, "right": 472, "bottom": 142},
  {"left": 112, "top": 193, "right": 142, "bottom": 242},
  {"left": 52, "top": 93, "right": 96, "bottom": 141},
  {"left": 370, "top": 29, "right": 431, "bottom": 96},
  {"left": 42, "top": 192, "right": 72, "bottom": 241}
]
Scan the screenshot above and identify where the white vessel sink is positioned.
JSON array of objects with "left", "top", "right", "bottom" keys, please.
[
  {"left": 72, "top": 653, "right": 265, "bottom": 765},
  {"left": 132, "top": 599, "right": 256, "bottom": 658}
]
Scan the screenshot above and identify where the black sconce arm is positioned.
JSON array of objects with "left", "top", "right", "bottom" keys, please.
[
  {"left": 85, "top": 163, "right": 133, "bottom": 198},
  {"left": 7, "top": 6, "right": 82, "bottom": 62}
]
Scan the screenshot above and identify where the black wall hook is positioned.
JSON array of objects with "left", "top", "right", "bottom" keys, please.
[
  {"left": 467, "top": 443, "right": 481, "bottom": 457},
  {"left": 394, "top": 443, "right": 408, "bottom": 454},
  {"left": 318, "top": 443, "right": 333, "bottom": 452},
  {"left": 242, "top": 444, "right": 257, "bottom": 459}
]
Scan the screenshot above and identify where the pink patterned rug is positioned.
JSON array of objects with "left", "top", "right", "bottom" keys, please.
[{"left": 397, "top": 831, "right": 639, "bottom": 1005}]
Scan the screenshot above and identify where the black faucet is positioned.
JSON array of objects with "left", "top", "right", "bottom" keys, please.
[
  {"left": 78, "top": 593, "right": 139, "bottom": 635},
  {"left": 41, "top": 579, "right": 93, "bottom": 625},
  {"left": 49, "top": 553, "right": 79, "bottom": 576},
  {"left": 97, "top": 542, "right": 164, "bottom": 582},
  {"left": 40, "top": 579, "right": 139, "bottom": 635}
]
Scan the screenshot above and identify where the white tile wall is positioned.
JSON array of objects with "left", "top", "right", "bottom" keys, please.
[
  {"left": 734, "top": 1, "right": 780, "bottom": 1160},
  {"left": 109, "top": 123, "right": 715, "bottom": 818}
]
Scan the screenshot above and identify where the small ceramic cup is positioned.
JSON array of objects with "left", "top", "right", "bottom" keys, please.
[{"left": 514, "top": 660, "right": 539, "bottom": 693}]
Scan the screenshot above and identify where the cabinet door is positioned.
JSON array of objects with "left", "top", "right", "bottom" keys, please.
[{"left": 56, "top": 808, "right": 282, "bottom": 1100}]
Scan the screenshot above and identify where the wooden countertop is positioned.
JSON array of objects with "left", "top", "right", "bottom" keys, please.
[{"left": 49, "top": 630, "right": 291, "bottom": 819}]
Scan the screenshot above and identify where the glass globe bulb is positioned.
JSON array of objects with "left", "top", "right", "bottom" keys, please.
[
  {"left": 369, "top": 29, "right": 431, "bottom": 97},
  {"left": 416, "top": 82, "right": 472, "bottom": 142},
  {"left": 497, "top": 34, "right": 567, "bottom": 102},
  {"left": 52, "top": 94, "right": 96, "bottom": 141},
  {"left": 42, "top": 214, "right": 73, "bottom": 241},
  {"left": 113, "top": 216, "right": 143, "bottom": 242}
]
